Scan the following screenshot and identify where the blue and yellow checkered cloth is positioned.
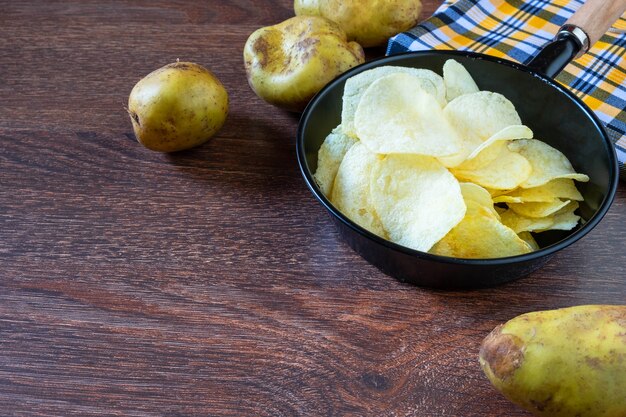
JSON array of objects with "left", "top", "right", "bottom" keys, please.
[{"left": 388, "top": 0, "right": 626, "bottom": 180}]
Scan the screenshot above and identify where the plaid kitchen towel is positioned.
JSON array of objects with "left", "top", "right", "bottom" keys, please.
[{"left": 388, "top": 0, "right": 626, "bottom": 180}]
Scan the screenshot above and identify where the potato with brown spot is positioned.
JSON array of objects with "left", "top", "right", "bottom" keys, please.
[
  {"left": 294, "top": 0, "right": 422, "bottom": 47},
  {"left": 243, "top": 16, "right": 364, "bottom": 112},
  {"left": 480, "top": 305, "right": 626, "bottom": 417},
  {"left": 128, "top": 62, "right": 228, "bottom": 152}
]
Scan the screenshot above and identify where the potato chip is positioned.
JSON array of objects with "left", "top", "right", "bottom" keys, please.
[
  {"left": 460, "top": 182, "right": 500, "bottom": 219},
  {"left": 508, "top": 199, "right": 571, "bottom": 218},
  {"left": 466, "top": 125, "right": 533, "bottom": 160},
  {"left": 537, "top": 201, "right": 581, "bottom": 232},
  {"left": 492, "top": 195, "right": 525, "bottom": 204},
  {"left": 500, "top": 209, "right": 554, "bottom": 233},
  {"left": 314, "top": 125, "right": 358, "bottom": 196},
  {"left": 448, "top": 125, "right": 532, "bottom": 171},
  {"left": 370, "top": 154, "right": 465, "bottom": 252},
  {"left": 451, "top": 143, "right": 532, "bottom": 190},
  {"left": 488, "top": 188, "right": 513, "bottom": 197},
  {"left": 430, "top": 206, "right": 532, "bottom": 259},
  {"left": 443, "top": 59, "right": 479, "bottom": 102},
  {"left": 355, "top": 73, "right": 462, "bottom": 156},
  {"left": 450, "top": 140, "right": 503, "bottom": 171},
  {"left": 444, "top": 91, "right": 522, "bottom": 143},
  {"left": 496, "top": 178, "right": 584, "bottom": 203},
  {"left": 331, "top": 142, "right": 386, "bottom": 237},
  {"left": 441, "top": 92, "right": 523, "bottom": 167},
  {"left": 341, "top": 66, "right": 445, "bottom": 137},
  {"left": 518, "top": 231, "right": 540, "bottom": 251},
  {"left": 508, "top": 139, "right": 590, "bottom": 188}
]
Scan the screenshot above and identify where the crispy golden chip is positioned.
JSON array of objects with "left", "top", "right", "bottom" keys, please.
[
  {"left": 341, "top": 66, "right": 446, "bottom": 137},
  {"left": 537, "top": 201, "right": 581, "bottom": 232},
  {"left": 452, "top": 144, "right": 532, "bottom": 190},
  {"left": 493, "top": 195, "right": 525, "bottom": 204},
  {"left": 450, "top": 124, "right": 532, "bottom": 172},
  {"left": 496, "top": 178, "right": 584, "bottom": 203},
  {"left": 500, "top": 209, "right": 554, "bottom": 233},
  {"left": 354, "top": 73, "right": 462, "bottom": 156},
  {"left": 445, "top": 91, "right": 522, "bottom": 142},
  {"left": 466, "top": 125, "right": 533, "bottom": 160},
  {"left": 518, "top": 231, "right": 540, "bottom": 250},
  {"left": 443, "top": 59, "right": 479, "bottom": 102},
  {"left": 440, "top": 92, "right": 523, "bottom": 167},
  {"left": 330, "top": 142, "right": 386, "bottom": 237},
  {"left": 314, "top": 125, "right": 358, "bottom": 196},
  {"left": 370, "top": 154, "right": 465, "bottom": 252},
  {"left": 508, "top": 199, "right": 571, "bottom": 218},
  {"left": 430, "top": 206, "right": 532, "bottom": 259},
  {"left": 508, "top": 139, "right": 590, "bottom": 188},
  {"left": 460, "top": 182, "right": 500, "bottom": 219},
  {"left": 488, "top": 188, "right": 513, "bottom": 197}
]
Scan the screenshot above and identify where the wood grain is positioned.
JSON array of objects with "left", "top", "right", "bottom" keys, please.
[{"left": 0, "top": 1, "right": 625, "bottom": 416}]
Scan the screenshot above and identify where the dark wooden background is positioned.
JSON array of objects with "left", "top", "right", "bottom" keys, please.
[{"left": 1, "top": 1, "right": 624, "bottom": 416}]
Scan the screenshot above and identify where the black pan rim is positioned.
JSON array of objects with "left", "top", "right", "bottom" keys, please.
[{"left": 296, "top": 49, "right": 619, "bottom": 267}]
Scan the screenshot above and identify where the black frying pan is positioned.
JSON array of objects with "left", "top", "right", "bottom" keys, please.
[{"left": 296, "top": 0, "right": 624, "bottom": 288}]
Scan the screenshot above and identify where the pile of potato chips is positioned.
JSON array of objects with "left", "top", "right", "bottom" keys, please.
[{"left": 314, "top": 60, "right": 589, "bottom": 259}]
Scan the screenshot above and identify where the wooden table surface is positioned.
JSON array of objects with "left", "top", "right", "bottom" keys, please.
[{"left": 1, "top": 1, "right": 625, "bottom": 416}]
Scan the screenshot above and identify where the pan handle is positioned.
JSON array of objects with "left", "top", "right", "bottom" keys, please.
[{"left": 527, "top": 0, "right": 626, "bottom": 78}]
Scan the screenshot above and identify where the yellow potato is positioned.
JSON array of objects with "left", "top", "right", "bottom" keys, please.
[
  {"left": 370, "top": 154, "right": 465, "bottom": 252},
  {"left": 480, "top": 305, "right": 626, "bottom": 417},
  {"left": 128, "top": 62, "right": 228, "bottom": 152},
  {"left": 294, "top": 0, "right": 423, "bottom": 47},
  {"left": 355, "top": 73, "right": 461, "bottom": 156},
  {"left": 330, "top": 142, "right": 386, "bottom": 237},
  {"left": 314, "top": 125, "right": 358, "bottom": 196},
  {"left": 244, "top": 16, "right": 364, "bottom": 111}
]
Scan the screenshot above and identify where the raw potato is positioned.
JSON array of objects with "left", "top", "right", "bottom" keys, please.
[
  {"left": 128, "top": 62, "right": 228, "bottom": 152},
  {"left": 313, "top": 125, "right": 358, "bottom": 196},
  {"left": 294, "top": 0, "right": 423, "bottom": 47},
  {"left": 341, "top": 66, "right": 445, "bottom": 138},
  {"left": 244, "top": 16, "right": 364, "bottom": 112},
  {"left": 354, "top": 73, "right": 461, "bottom": 156},
  {"left": 331, "top": 142, "right": 385, "bottom": 237},
  {"left": 480, "top": 305, "right": 626, "bottom": 417}
]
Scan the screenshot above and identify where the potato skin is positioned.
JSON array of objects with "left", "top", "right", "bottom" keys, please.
[
  {"left": 243, "top": 16, "right": 365, "bottom": 112},
  {"left": 480, "top": 305, "right": 626, "bottom": 417},
  {"left": 128, "top": 62, "right": 228, "bottom": 152},
  {"left": 294, "top": 0, "right": 422, "bottom": 47}
]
